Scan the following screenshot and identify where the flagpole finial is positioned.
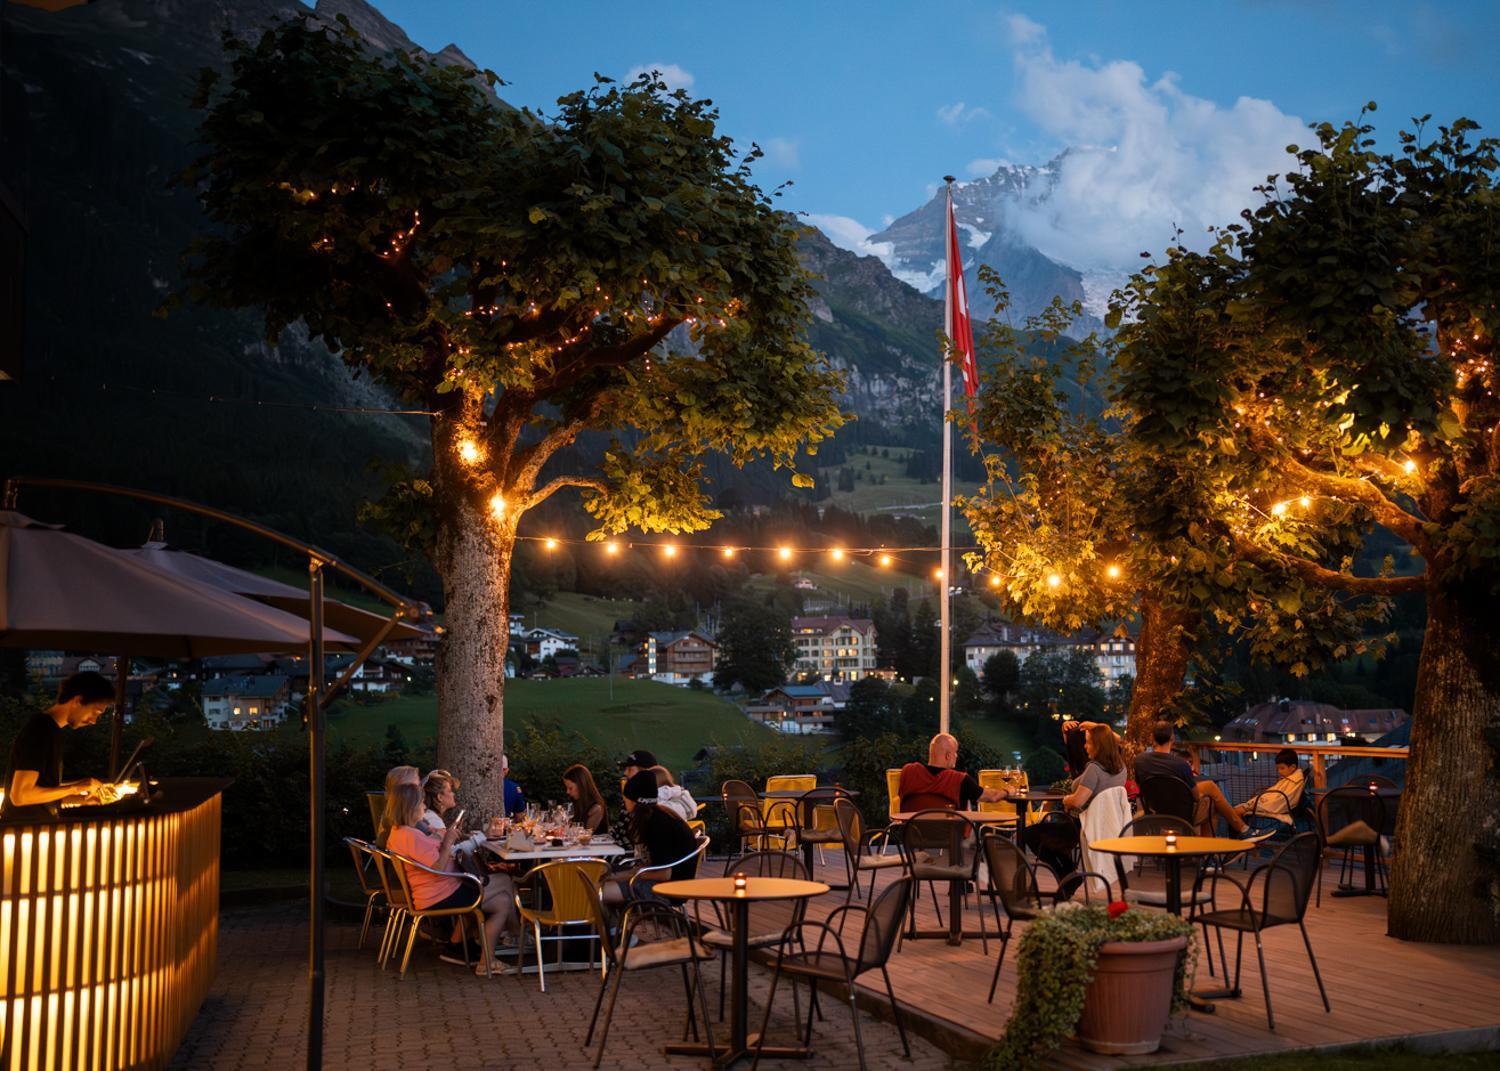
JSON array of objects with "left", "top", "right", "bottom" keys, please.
[{"left": 943, "top": 174, "right": 956, "bottom": 185}]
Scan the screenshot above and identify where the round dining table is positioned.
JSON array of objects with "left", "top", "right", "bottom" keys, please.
[{"left": 655, "top": 876, "right": 828, "bottom": 1068}]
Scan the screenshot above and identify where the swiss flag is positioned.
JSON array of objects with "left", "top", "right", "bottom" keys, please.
[{"left": 945, "top": 192, "right": 979, "bottom": 398}]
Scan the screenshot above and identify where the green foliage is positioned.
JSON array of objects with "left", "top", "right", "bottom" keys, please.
[
  {"left": 1022, "top": 746, "right": 1066, "bottom": 786},
  {"left": 504, "top": 721, "right": 619, "bottom": 818},
  {"left": 834, "top": 678, "right": 905, "bottom": 738},
  {"left": 695, "top": 737, "right": 827, "bottom": 849},
  {"left": 984, "top": 904, "right": 1195, "bottom": 1071},
  {"left": 713, "top": 597, "right": 796, "bottom": 693},
  {"left": 1015, "top": 648, "right": 1107, "bottom": 725}
]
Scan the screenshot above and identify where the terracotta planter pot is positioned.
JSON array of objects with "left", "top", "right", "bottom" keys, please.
[{"left": 1076, "top": 935, "right": 1188, "bottom": 1055}]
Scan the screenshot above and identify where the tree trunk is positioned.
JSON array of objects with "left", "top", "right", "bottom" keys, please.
[
  {"left": 1387, "top": 583, "right": 1500, "bottom": 944},
  {"left": 1124, "top": 595, "right": 1197, "bottom": 754},
  {"left": 433, "top": 480, "right": 515, "bottom": 815}
]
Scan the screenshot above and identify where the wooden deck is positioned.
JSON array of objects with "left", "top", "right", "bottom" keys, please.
[{"left": 741, "top": 849, "right": 1500, "bottom": 1066}]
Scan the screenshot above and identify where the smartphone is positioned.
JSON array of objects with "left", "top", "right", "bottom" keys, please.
[{"left": 452, "top": 809, "right": 467, "bottom": 828}]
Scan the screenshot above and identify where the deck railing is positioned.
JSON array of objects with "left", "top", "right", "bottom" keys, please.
[{"left": 1184, "top": 740, "right": 1410, "bottom": 797}]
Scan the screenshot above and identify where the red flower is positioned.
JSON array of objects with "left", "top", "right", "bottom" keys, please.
[{"left": 1107, "top": 900, "right": 1129, "bottom": 919}]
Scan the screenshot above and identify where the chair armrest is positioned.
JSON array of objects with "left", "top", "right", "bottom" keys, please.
[
  {"left": 1203, "top": 868, "right": 1256, "bottom": 920},
  {"left": 824, "top": 903, "right": 869, "bottom": 935},
  {"left": 789, "top": 917, "right": 856, "bottom": 962}
]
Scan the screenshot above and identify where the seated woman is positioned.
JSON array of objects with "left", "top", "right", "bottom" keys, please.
[
  {"left": 604, "top": 770, "right": 700, "bottom": 905},
  {"left": 384, "top": 782, "right": 517, "bottom": 974},
  {"left": 418, "top": 770, "right": 490, "bottom": 854},
  {"left": 562, "top": 763, "right": 609, "bottom": 835},
  {"left": 650, "top": 765, "right": 698, "bottom": 822},
  {"left": 1021, "top": 723, "right": 1127, "bottom": 885},
  {"left": 375, "top": 764, "right": 420, "bottom": 847}
]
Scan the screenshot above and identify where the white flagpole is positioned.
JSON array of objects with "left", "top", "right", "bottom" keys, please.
[{"left": 939, "top": 176, "right": 955, "bottom": 736}]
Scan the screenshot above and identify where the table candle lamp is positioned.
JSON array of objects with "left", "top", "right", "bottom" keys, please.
[
  {"left": 733, "top": 872, "right": 747, "bottom": 895},
  {"left": 1368, "top": 781, "right": 1378, "bottom": 793},
  {"left": 1164, "top": 831, "right": 1178, "bottom": 850}
]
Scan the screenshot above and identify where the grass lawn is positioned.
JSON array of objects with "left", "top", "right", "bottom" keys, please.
[
  {"left": 328, "top": 677, "right": 775, "bottom": 774},
  {"left": 818, "top": 444, "right": 981, "bottom": 522},
  {"left": 959, "top": 717, "right": 1034, "bottom": 762},
  {"left": 509, "top": 591, "right": 639, "bottom": 657},
  {"left": 1196, "top": 1046, "right": 1498, "bottom": 1071},
  {"left": 747, "top": 559, "right": 933, "bottom": 608}
]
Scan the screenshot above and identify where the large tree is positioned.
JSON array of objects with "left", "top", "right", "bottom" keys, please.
[
  {"left": 184, "top": 17, "right": 843, "bottom": 805},
  {"left": 1114, "top": 115, "right": 1499, "bottom": 943},
  {"left": 713, "top": 598, "right": 795, "bottom": 693}
]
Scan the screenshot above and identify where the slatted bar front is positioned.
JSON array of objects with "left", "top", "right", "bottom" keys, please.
[{"left": 0, "top": 779, "right": 227, "bottom": 1071}]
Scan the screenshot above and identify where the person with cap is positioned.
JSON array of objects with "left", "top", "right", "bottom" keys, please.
[
  {"left": 620, "top": 748, "right": 658, "bottom": 782},
  {"left": 3, "top": 671, "right": 121, "bottom": 821},
  {"left": 604, "top": 768, "right": 700, "bottom": 905}
]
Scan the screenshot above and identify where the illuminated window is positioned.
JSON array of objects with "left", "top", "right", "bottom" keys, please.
[{"left": 232, "top": 706, "right": 241, "bottom": 715}]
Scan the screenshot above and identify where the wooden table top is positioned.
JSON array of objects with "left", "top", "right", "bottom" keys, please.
[
  {"left": 654, "top": 876, "right": 830, "bottom": 902},
  {"left": 1088, "top": 835, "right": 1254, "bottom": 858},
  {"left": 890, "top": 809, "right": 997, "bottom": 822}
]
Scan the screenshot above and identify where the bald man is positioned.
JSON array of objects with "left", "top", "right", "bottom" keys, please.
[{"left": 898, "top": 733, "right": 1009, "bottom": 812}]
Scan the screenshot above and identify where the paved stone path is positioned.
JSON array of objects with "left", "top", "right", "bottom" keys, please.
[{"left": 169, "top": 904, "right": 965, "bottom": 1071}]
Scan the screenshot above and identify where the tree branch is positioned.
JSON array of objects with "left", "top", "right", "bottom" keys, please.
[
  {"left": 530, "top": 317, "right": 684, "bottom": 400},
  {"left": 525, "top": 474, "right": 608, "bottom": 510},
  {"left": 1272, "top": 450, "right": 1430, "bottom": 550},
  {"left": 1230, "top": 533, "right": 1427, "bottom": 595}
]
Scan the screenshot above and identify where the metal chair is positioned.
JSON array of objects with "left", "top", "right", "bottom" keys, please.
[
  {"left": 366, "top": 845, "right": 411, "bottom": 969},
  {"left": 702, "top": 850, "right": 809, "bottom": 1020},
  {"left": 365, "top": 791, "right": 386, "bottom": 838},
  {"left": 575, "top": 868, "right": 716, "bottom": 1069},
  {"left": 750, "top": 877, "right": 913, "bottom": 1071},
  {"left": 763, "top": 774, "right": 815, "bottom": 838},
  {"left": 1113, "top": 815, "right": 1220, "bottom": 977},
  {"left": 343, "top": 836, "right": 386, "bottom": 952},
  {"left": 1138, "top": 775, "right": 1198, "bottom": 828},
  {"left": 383, "top": 847, "right": 490, "bottom": 978},
  {"left": 514, "top": 858, "right": 610, "bottom": 991},
  {"left": 1315, "top": 786, "right": 1389, "bottom": 904},
  {"left": 722, "top": 780, "right": 788, "bottom": 857},
  {"left": 979, "top": 831, "right": 1048, "bottom": 1003},
  {"left": 795, "top": 786, "right": 850, "bottom": 869},
  {"left": 897, "top": 808, "right": 989, "bottom": 952},
  {"left": 833, "top": 797, "right": 905, "bottom": 906},
  {"left": 630, "top": 834, "right": 710, "bottom": 899},
  {"left": 1195, "top": 832, "right": 1331, "bottom": 1030}
]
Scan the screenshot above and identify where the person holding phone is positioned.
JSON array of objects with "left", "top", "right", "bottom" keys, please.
[
  {"left": 3, "top": 671, "right": 121, "bottom": 821},
  {"left": 385, "top": 783, "right": 517, "bottom": 973}
]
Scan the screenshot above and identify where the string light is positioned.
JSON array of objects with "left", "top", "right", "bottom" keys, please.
[
  {"left": 605, "top": 540, "right": 620, "bottom": 556},
  {"left": 457, "top": 438, "right": 482, "bottom": 464},
  {"left": 721, "top": 547, "right": 736, "bottom": 559},
  {"left": 1402, "top": 458, "right": 1418, "bottom": 474},
  {"left": 879, "top": 554, "right": 893, "bottom": 568},
  {"left": 544, "top": 537, "right": 558, "bottom": 551},
  {"left": 1271, "top": 501, "right": 1289, "bottom": 516},
  {"left": 829, "top": 547, "right": 845, "bottom": 562},
  {"left": 662, "top": 543, "right": 678, "bottom": 559},
  {"left": 777, "top": 546, "right": 793, "bottom": 562},
  {"left": 488, "top": 493, "right": 507, "bottom": 520},
  {"left": 989, "top": 575, "right": 1001, "bottom": 588},
  {"left": 933, "top": 568, "right": 944, "bottom": 579},
  {"left": 1046, "top": 573, "right": 1062, "bottom": 588},
  {"left": 1298, "top": 496, "right": 1311, "bottom": 509},
  {"left": 1105, "top": 564, "right": 1121, "bottom": 580}
]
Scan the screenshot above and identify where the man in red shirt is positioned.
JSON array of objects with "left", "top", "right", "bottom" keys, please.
[{"left": 899, "top": 732, "right": 1009, "bottom": 811}]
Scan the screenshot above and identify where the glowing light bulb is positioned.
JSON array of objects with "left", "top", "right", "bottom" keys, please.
[
  {"left": 605, "top": 541, "right": 620, "bottom": 556},
  {"left": 830, "top": 547, "right": 845, "bottom": 562},
  {"left": 457, "top": 438, "right": 482, "bottom": 464},
  {"left": 1299, "top": 496, "right": 1311, "bottom": 509},
  {"left": 778, "top": 546, "right": 793, "bottom": 562},
  {"left": 1046, "top": 573, "right": 1062, "bottom": 588},
  {"left": 544, "top": 537, "right": 558, "bottom": 551},
  {"left": 989, "top": 575, "right": 1001, "bottom": 588},
  {"left": 488, "top": 493, "right": 507, "bottom": 519},
  {"left": 934, "top": 568, "right": 944, "bottom": 579},
  {"left": 1105, "top": 564, "right": 1121, "bottom": 580},
  {"left": 1271, "top": 501, "right": 1289, "bottom": 516},
  {"left": 1403, "top": 459, "right": 1417, "bottom": 474},
  {"left": 721, "top": 547, "right": 736, "bottom": 559},
  {"left": 662, "top": 543, "right": 678, "bottom": 559},
  {"left": 878, "top": 554, "right": 892, "bottom": 568}
]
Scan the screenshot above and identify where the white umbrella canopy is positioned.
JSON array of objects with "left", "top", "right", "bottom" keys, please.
[
  {"left": 0, "top": 512, "right": 359, "bottom": 657},
  {"left": 125, "top": 542, "right": 428, "bottom": 646}
]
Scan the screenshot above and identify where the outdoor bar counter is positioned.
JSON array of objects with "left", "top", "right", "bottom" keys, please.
[{"left": 1, "top": 778, "right": 228, "bottom": 1070}]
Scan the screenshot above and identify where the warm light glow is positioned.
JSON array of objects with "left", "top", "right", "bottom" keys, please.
[
  {"left": 1271, "top": 501, "right": 1289, "bottom": 516},
  {"left": 777, "top": 546, "right": 793, "bottom": 561},
  {"left": 1299, "top": 496, "right": 1312, "bottom": 508},
  {"left": 1403, "top": 458, "right": 1418, "bottom": 474},
  {"left": 489, "top": 492, "right": 507, "bottom": 519},
  {"left": 933, "top": 568, "right": 944, "bottom": 579},
  {"left": 604, "top": 541, "right": 620, "bottom": 556},
  {"left": 829, "top": 547, "right": 845, "bottom": 562},
  {"left": 878, "top": 554, "right": 892, "bottom": 568},
  {"left": 989, "top": 575, "right": 1001, "bottom": 588},
  {"left": 456, "top": 438, "right": 482, "bottom": 464},
  {"left": 722, "top": 547, "right": 736, "bottom": 559},
  {"left": 1105, "top": 564, "right": 1121, "bottom": 580},
  {"left": 544, "top": 537, "right": 558, "bottom": 551},
  {"left": 1046, "top": 573, "right": 1062, "bottom": 588},
  {"left": 662, "top": 543, "right": 678, "bottom": 558}
]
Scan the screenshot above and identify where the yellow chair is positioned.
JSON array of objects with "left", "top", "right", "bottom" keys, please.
[
  {"left": 344, "top": 837, "right": 387, "bottom": 952},
  {"left": 762, "top": 774, "right": 813, "bottom": 850},
  {"left": 977, "top": 770, "right": 1025, "bottom": 830},
  {"left": 687, "top": 818, "right": 707, "bottom": 838},
  {"left": 515, "top": 859, "right": 610, "bottom": 991},
  {"left": 366, "top": 791, "right": 386, "bottom": 838},
  {"left": 383, "top": 847, "right": 491, "bottom": 978},
  {"left": 885, "top": 768, "right": 903, "bottom": 819}
]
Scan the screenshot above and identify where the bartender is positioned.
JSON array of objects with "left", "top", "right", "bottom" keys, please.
[{"left": 2, "top": 670, "right": 119, "bottom": 820}]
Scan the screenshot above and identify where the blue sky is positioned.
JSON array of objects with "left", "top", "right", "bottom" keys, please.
[{"left": 373, "top": 0, "right": 1500, "bottom": 267}]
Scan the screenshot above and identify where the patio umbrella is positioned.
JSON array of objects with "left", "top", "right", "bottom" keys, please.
[
  {"left": 0, "top": 511, "right": 359, "bottom": 657},
  {"left": 124, "top": 541, "right": 428, "bottom": 646}
]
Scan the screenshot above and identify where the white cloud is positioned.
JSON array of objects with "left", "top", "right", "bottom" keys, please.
[
  {"left": 761, "top": 137, "right": 801, "bottom": 169},
  {"left": 805, "top": 214, "right": 896, "bottom": 263},
  {"left": 965, "top": 157, "right": 1009, "bottom": 177},
  {"left": 998, "top": 19, "right": 1307, "bottom": 270},
  {"left": 624, "top": 63, "right": 695, "bottom": 92},
  {"left": 938, "top": 101, "right": 991, "bottom": 126}
]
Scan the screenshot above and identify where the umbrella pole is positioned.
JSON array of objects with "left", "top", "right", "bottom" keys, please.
[
  {"left": 110, "top": 656, "right": 128, "bottom": 774},
  {"left": 306, "top": 559, "right": 326, "bottom": 1071}
]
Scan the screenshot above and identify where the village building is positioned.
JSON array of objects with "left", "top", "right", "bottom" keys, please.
[{"left": 790, "top": 615, "right": 878, "bottom": 682}]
